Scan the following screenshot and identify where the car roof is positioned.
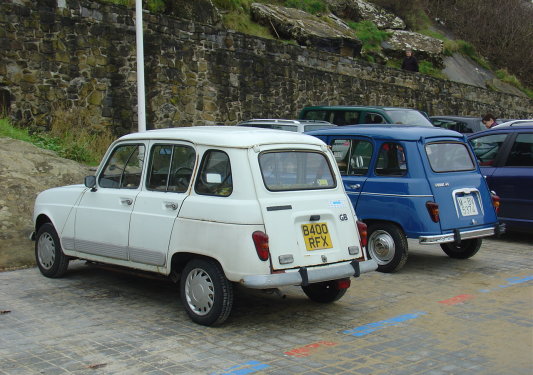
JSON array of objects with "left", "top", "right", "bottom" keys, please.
[
  {"left": 302, "top": 105, "right": 420, "bottom": 111},
  {"left": 237, "top": 119, "right": 333, "bottom": 125},
  {"left": 468, "top": 123, "right": 533, "bottom": 138},
  {"left": 492, "top": 119, "right": 533, "bottom": 128},
  {"left": 430, "top": 115, "right": 480, "bottom": 121},
  {"left": 307, "top": 124, "right": 465, "bottom": 141},
  {"left": 117, "top": 126, "right": 327, "bottom": 148}
]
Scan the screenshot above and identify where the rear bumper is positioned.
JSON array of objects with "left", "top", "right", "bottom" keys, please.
[
  {"left": 240, "top": 259, "right": 378, "bottom": 289},
  {"left": 418, "top": 223, "right": 505, "bottom": 245}
]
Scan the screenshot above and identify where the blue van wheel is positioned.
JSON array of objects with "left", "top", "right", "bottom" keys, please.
[
  {"left": 367, "top": 223, "right": 408, "bottom": 273},
  {"left": 440, "top": 238, "right": 482, "bottom": 259}
]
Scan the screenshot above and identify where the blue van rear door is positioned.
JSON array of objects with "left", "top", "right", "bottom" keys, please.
[{"left": 424, "top": 140, "right": 498, "bottom": 231}]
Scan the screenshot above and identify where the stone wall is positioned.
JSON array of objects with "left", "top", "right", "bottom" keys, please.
[{"left": 1, "top": 0, "right": 532, "bottom": 135}]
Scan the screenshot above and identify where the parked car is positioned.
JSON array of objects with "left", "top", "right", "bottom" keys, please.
[
  {"left": 237, "top": 118, "right": 336, "bottom": 132},
  {"left": 308, "top": 125, "right": 503, "bottom": 273},
  {"left": 468, "top": 123, "right": 533, "bottom": 232},
  {"left": 299, "top": 105, "right": 433, "bottom": 127},
  {"left": 430, "top": 115, "right": 485, "bottom": 134},
  {"left": 492, "top": 119, "right": 533, "bottom": 128},
  {"left": 32, "top": 126, "right": 376, "bottom": 326}
]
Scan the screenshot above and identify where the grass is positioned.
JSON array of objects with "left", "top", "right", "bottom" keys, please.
[
  {"left": 348, "top": 20, "right": 391, "bottom": 62},
  {"left": 0, "top": 111, "right": 114, "bottom": 166}
]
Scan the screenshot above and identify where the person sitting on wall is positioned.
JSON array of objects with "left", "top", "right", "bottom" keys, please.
[
  {"left": 481, "top": 113, "right": 498, "bottom": 129},
  {"left": 401, "top": 49, "right": 419, "bottom": 72}
]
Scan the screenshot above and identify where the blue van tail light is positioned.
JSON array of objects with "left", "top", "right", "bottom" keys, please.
[
  {"left": 357, "top": 220, "right": 368, "bottom": 247},
  {"left": 426, "top": 201, "right": 440, "bottom": 223},
  {"left": 491, "top": 193, "right": 501, "bottom": 214},
  {"left": 252, "top": 231, "right": 270, "bottom": 261}
]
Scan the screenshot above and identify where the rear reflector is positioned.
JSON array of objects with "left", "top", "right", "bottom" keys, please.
[
  {"left": 252, "top": 231, "right": 270, "bottom": 261},
  {"left": 491, "top": 193, "right": 501, "bottom": 214},
  {"left": 357, "top": 221, "right": 368, "bottom": 247},
  {"left": 336, "top": 278, "right": 351, "bottom": 290},
  {"left": 426, "top": 201, "right": 440, "bottom": 223}
]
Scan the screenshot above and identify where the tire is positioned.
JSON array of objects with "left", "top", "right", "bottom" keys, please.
[
  {"left": 440, "top": 238, "right": 482, "bottom": 259},
  {"left": 35, "top": 223, "right": 69, "bottom": 278},
  {"left": 302, "top": 281, "right": 347, "bottom": 303},
  {"left": 180, "top": 258, "right": 233, "bottom": 326},
  {"left": 367, "top": 222, "right": 408, "bottom": 273}
]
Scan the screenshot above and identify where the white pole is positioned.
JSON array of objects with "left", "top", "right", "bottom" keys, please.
[{"left": 135, "top": 0, "right": 146, "bottom": 132}]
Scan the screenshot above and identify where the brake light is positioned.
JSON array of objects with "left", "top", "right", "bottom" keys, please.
[
  {"left": 336, "top": 278, "right": 351, "bottom": 289},
  {"left": 357, "top": 220, "right": 368, "bottom": 247},
  {"left": 491, "top": 193, "right": 501, "bottom": 214},
  {"left": 252, "top": 231, "right": 270, "bottom": 261},
  {"left": 426, "top": 201, "right": 440, "bottom": 223}
]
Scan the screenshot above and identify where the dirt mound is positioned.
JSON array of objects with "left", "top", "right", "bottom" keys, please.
[{"left": 0, "top": 138, "right": 92, "bottom": 270}]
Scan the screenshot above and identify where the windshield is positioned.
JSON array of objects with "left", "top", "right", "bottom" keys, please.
[
  {"left": 425, "top": 142, "right": 475, "bottom": 172},
  {"left": 385, "top": 110, "right": 433, "bottom": 127},
  {"left": 259, "top": 151, "right": 336, "bottom": 191}
]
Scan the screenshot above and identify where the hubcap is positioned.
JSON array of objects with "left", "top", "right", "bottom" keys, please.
[
  {"left": 368, "top": 230, "right": 395, "bottom": 265},
  {"left": 37, "top": 233, "right": 56, "bottom": 270},
  {"left": 184, "top": 268, "right": 214, "bottom": 316}
]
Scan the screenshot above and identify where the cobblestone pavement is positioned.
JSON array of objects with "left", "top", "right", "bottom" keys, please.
[{"left": 1, "top": 234, "right": 532, "bottom": 375}]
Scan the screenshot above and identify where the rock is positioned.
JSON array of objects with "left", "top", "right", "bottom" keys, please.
[
  {"left": 325, "top": 0, "right": 405, "bottom": 29},
  {"left": 0, "top": 138, "right": 92, "bottom": 269},
  {"left": 381, "top": 29, "right": 444, "bottom": 67},
  {"left": 251, "top": 3, "right": 362, "bottom": 57}
]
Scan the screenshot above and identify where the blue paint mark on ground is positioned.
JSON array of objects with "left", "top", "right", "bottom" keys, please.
[
  {"left": 499, "top": 275, "right": 533, "bottom": 288},
  {"left": 211, "top": 361, "right": 270, "bottom": 375},
  {"left": 342, "top": 311, "right": 427, "bottom": 337}
]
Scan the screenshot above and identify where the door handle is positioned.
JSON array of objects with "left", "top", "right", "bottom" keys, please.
[
  {"left": 348, "top": 184, "right": 361, "bottom": 190},
  {"left": 120, "top": 198, "right": 133, "bottom": 206},
  {"left": 164, "top": 202, "right": 178, "bottom": 210}
]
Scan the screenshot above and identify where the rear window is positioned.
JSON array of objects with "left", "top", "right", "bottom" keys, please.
[
  {"left": 385, "top": 110, "right": 433, "bottom": 127},
  {"left": 259, "top": 151, "right": 336, "bottom": 191},
  {"left": 425, "top": 142, "right": 475, "bottom": 172}
]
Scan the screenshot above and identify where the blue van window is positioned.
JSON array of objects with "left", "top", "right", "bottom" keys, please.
[
  {"left": 470, "top": 134, "right": 508, "bottom": 166},
  {"left": 426, "top": 142, "right": 475, "bottom": 172},
  {"left": 375, "top": 143, "right": 407, "bottom": 176},
  {"left": 506, "top": 134, "right": 533, "bottom": 167},
  {"left": 331, "top": 139, "right": 372, "bottom": 175}
]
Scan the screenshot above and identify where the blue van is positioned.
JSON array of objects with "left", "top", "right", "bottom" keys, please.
[{"left": 308, "top": 125, "right": 504, "bottom": 272}]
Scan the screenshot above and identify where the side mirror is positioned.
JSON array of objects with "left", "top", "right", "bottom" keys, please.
[{"left": 84, "top": 176, "right": 97, "bottom": 191}]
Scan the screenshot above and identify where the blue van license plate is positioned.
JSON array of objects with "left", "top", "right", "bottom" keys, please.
[{"left": 457, "top": 195, "right": 478, "bottom": 216}]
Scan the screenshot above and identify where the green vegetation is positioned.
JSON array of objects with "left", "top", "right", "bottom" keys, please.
[
  {"left": 496, "top": 69, "right": 533, "bottom": 99},
  {"left": 348, "top": 21, "right": 390, "bottom": 62},
  {"left": 0, "top": 114, "right": 114, "bottom": 166},
  {"left": 285, "top": 0, "right": 327, "bottom": 14},
  {"left": 419, "top": 61, "right": 445, "bottom": 79}
]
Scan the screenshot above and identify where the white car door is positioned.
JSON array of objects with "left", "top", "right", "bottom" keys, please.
[
  {"left": 128, "top": 142, "right": 196, "bottom": 266},
  {"left": 74, "top": 143, "right": 145, "bottom": 260}
]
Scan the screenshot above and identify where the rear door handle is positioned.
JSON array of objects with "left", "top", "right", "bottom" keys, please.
[
  {"left": 348, "top": 184, "right": 361, "bottom": 190},
  {"left": 120, "top": 198, "right": 133, "bottom": 206},
  {"left": 164, "top": 202, "right": 178, "bottom": 210}
]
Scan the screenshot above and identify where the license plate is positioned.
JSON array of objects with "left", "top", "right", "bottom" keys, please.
[
  {"left": 301, "top": 222, "right": 333, "bottom": 251},
  {"left": 457, "top": 195, "right": 479, "bottom": 216}
]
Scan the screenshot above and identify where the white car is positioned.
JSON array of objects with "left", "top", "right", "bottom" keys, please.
[{"left": 32, "top": 126, "right": 376, "bottom": 326}]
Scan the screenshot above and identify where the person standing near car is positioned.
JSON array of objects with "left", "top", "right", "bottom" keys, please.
[
  {"left": 482, "top": 113, "right": 498, "bottom": 129},
  {"left": 401, "top": 49, "right": 419, "bottom": 72}
]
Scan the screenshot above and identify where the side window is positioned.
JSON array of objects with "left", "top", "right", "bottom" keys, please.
[
  {"left": 505, "top": 134, "right": 533, "bottom": 167},
  {"left": 469, "top": 134, "right": 508, "bottom": 166},
  {"left": 195, "top": 150, "right": 232, "bottom": 197},
  {"left": 332, "top": 111, "right": 359, "bottom": 126},
  {"left": 364, "top": 113, "right": 385, "bottom": 124},
  {"left": 302, "top": 110, "right": 328, "bottom": 121},
  {"left": 99, "top": 144, "right": 145, "bottom": 189},
  {"left": 375, "top": 142, "right": 407, "bottom": 176},
  {"left": 147, "top": 144, "right": 195, "bottom": 193},
  {"left": 331, "top": 139, "right": 373, "bottom": 175}
]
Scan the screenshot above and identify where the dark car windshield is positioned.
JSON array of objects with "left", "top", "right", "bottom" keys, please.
[
  {"left": 385, "top": 110, "right": 433, "bottom": 127},
  {"left": 425, "top": 142, "right": 475, "bottom": 172}
]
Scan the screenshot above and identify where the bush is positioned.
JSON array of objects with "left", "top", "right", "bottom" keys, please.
[
  {"left": 348, "top": 21, "right": 391, "bottom": 54},
  {"left": 285, "top": 0, "right": 328, "bottom": 14}
]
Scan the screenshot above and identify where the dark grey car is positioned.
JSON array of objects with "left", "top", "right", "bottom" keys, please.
[{"left": 430, "top": 116, "right": 485, "bottom": 134}]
